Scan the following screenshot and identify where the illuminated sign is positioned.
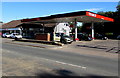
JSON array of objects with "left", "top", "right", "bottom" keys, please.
[{"left": 88, "top": 12, "right": 96, "bottom": 17}]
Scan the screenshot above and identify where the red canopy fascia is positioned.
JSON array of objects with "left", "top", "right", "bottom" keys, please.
[
  {"left": 86, "top": 11, "right": 114, "bottom": 22},
  {"left": 21, "top": 11, "right": 114, "bottom": 22}
]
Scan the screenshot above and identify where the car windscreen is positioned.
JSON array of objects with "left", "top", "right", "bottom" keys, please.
[
  {"left": 5, "top": 33, "right": 10, "bottom": 35},
  {"left": 63, "top": 35, "right": 71, "bottom": 38},
  {"left": 13, "top": 33, "right": 20, "bottom": 35},
  {"left": 15, "top": 34, "right": 20, "bottom": 36}
]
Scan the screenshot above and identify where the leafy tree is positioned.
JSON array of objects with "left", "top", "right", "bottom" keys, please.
[
  {"left": 0, "top": 21, "right": 3, "bottom": 23},
  {"left": 115, "top": 1, "right": 120, "bottom": 22},
  {"left": 97, "top": 1, "right": 120, "bottom": 22},
  {"left": 97, "top": 11, "right": 106, "bottom": 16},
  {"left": 116, "top": 1, "right": 120, "bottom": 12},
  {"left": 96, "top": 1, "right": 120, "bottom": 38},
  {"left": 97, "top": 11, "right": 115, "bottom": 18}
]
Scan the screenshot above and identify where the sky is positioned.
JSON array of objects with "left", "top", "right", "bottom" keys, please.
[{"left": 1, "top": 2, "right": 119, "bottom": 23}]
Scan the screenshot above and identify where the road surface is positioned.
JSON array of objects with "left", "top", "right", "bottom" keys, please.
[{"left": 2, "top": 40, "right": 118, "bottom": 77}]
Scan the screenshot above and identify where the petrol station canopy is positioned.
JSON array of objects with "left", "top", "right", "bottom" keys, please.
[
  {"left": 21, "top": 11, "right": 114, "bottom": 40},
  {"left": 2, "top": 11, "right": 114, "bottom": 29},
  {"left": 21, "top": 11, "right": 114, "bottom": 24}
]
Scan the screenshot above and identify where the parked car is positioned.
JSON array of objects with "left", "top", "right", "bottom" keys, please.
[
  {"left": 60, "top": 35, "right": 73, "bottom": 44},
  {"left": 10, "top": 33, "right": 22, "bottom": 39},
  {"left": 117, "top": 35, "right": 120, "bottom": 40},
  {"left": 95, "top": 33, "right": 108, "bottom": 40},
  {"left": 2, "top": 33, "right": 11, "bottom": 38},
  {"left": 77, "top": 33, "right": 92, "bottom": 41}
]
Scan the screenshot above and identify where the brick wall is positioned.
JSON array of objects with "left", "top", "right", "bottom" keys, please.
[{"left": 35, "top": 33, "right": 50, "bottom": 41}]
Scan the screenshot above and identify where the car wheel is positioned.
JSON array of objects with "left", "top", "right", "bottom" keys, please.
[
  {"left": 15, "top": 37, "right": 18, "bottom": 40},
  {"left": 88, "top": 37, "right": 92, "bottom": 41},
  {"left": 69, "top": 42, "right": 72, "bottom": 44},
  {"left": 61, "top": 40, "right": 67, "bottom": 44},
  {"left": 5, "top": 36, "right": 7, "bottom": 38},
  {"left": 102, "top": 37, "right": 108, "bottom": 40}
]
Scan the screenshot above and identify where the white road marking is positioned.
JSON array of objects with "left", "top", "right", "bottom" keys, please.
[
  {"left": 3, "top": 49, "right": 87, "bottom": 69},
  {"left": 40, "top": 57, "right": 87, "bottom": 69}
]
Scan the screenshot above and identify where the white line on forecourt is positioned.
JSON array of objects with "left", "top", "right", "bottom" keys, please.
[{"left": 40, "top": 57, "right": 87, "bottom": 69}]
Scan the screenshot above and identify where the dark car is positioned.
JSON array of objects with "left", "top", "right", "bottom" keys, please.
[
  {"left": 77, "top": 33, "right": 92, "bottom": 41},
  {"left": 117, "top": 35, "right": 120, "bottom": 40},
  {"left": 95, "top": 33, "right": 108, "bottom": 40}
]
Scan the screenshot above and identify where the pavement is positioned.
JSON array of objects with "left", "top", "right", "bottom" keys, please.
[
  {"left": 63, "top": 39, "right": 119, "bottom": 53},
  {"left": 58, "top": 40, "right": 119, "bottom": 59},
  {"left": 1, "top": 38, "right": 119, "bottom": 58},
  {"left": 79, "top": 39, "right": 119, "bottom": 53},
  {"left": 2, "top": 38, "right": 63, "bottom": 49}
]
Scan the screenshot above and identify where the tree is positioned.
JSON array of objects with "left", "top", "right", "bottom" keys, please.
[
  {"left": 97, "top": 11, "right": 115, "bottom": 18},
  {"left": 115, "top": 1, "right": 120, "bottom": 22},
  {"left": 0, "top": 21, "right": 3, "bottom": 23},
  {"left": 96, "top": 1, "right": 120, "bottom": 38},
  {"left": 116, "top": 1, "right": 120, "bottom": 12},
  {"left": 97, "top": 1, "right": 120, "bottom": 22},
  {"left": 97, "top": 11, "right": 106, "bottom": 16}
]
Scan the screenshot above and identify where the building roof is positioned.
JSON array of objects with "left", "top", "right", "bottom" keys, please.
[
  {"left": 0, "top": 22, "right": 3, "bottom": 29},
  {"left": 2, "top": 20, "right": 22, "bottom": 29},
  {"left": 2, "top": 20, "right": 55, "bottom": 29}
]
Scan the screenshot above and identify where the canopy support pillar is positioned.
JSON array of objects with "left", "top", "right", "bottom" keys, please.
[
  {"left": 20, "top": 27, "right": 22, "bottom": 35},
  {"left": 74, "top": 18, "right": 78, "bottom": 41},
  {"left": 91, "top": 22, "right": 95, "bottom": 40},
  {"left": 42, "top": 23, "right": 45, "bottom": 33}
]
